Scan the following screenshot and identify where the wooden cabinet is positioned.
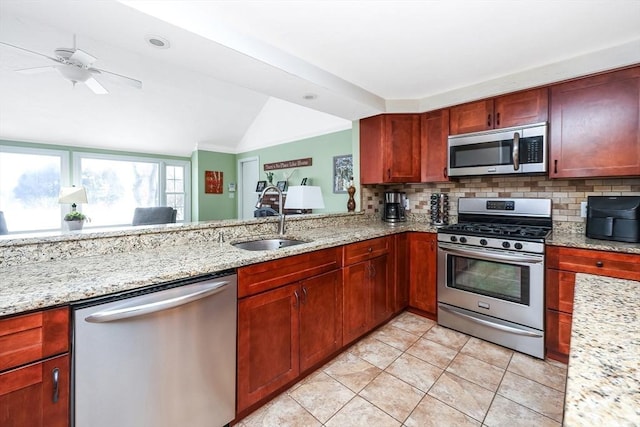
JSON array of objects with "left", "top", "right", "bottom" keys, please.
[
  {"left": 237, "top": 248, "right": 342, "bottom": 414},
  {"left": 0, "top": 307, "right": 70, "bottom": 427},
  {"left": 549, "top": 66, "right": 640, "bottom": 178},
  {"left": 421, "top": 109, "right": 450, "bottom": 182},
  {"left": 545, "top": 246, "right": 640, "bottom": 362},
  {"left": 408, "top": 232, "right": 438, "bottom": 319},
  {"left": 449, "top": 88, "right": 548, "bottom": 135},
  {"left": 360, "top": 114, "right": 421, "bottom": 184},
  {"left": 342, "top": 236, "right": 393, "bottom": 344},
  {"left": 392, "top": 233, "right": 410, "bottom": 313}
]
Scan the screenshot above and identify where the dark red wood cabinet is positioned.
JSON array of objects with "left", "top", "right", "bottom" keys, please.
[
  {"left": 421, "top": 109, "right": 450, "bottom": 182},
  {"left": 408, "top": 232, "right": 438, "bottom": 319}
]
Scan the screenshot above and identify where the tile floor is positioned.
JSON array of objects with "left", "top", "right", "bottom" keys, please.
[{"left": 237, "top": 311, "right": 568, "bottom": 427}]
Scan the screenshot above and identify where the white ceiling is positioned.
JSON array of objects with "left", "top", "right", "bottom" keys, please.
[{"left": 1, "top": 0, "right": 639, "bottom": 157}]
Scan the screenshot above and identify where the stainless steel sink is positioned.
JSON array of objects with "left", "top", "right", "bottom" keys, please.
[{"left": 232, "top": 238, "right": 307, "bottom": 251}]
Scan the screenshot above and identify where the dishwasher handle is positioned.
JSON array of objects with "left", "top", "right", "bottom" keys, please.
[{"left": 85, "top": 280, "right": 230, "bottom": 323}]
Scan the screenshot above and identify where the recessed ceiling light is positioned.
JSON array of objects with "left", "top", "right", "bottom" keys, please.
[
  {"left": 145, "top": 35, "right": 170, "bottom": 49},
  {"left": 303, "top": 93, "right": 317, "bottom": 100}
]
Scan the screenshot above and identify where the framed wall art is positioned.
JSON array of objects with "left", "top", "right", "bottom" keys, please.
[{"left": 333, "top": 155, "right": 353, "bottom": 193}]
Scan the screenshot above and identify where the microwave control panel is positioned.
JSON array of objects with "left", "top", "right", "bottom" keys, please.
[{"left": 521, "top": 136, "right": 544, "bottom": 163}]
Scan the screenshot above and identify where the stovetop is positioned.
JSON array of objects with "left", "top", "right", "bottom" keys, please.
[{"left": 438, "top": 222, "right": 551, "bottom": 240}]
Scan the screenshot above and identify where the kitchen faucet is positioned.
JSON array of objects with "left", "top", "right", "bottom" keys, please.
[{"left": 255, "top": 184, "right": 286, "bottom": 235}]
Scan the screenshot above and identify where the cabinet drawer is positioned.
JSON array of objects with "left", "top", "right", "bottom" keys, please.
[
  {"left": 343, "top": 237, "right": 390, "bottom": 265},
  {"left": 0, "top": 307, "right": 69, "bottom": 372},
  {"left": 546, "top": 246, "right": 640, "bottom": 281},
  {"left": 238, "top": 247, "right": 342, "bottom": 298}
]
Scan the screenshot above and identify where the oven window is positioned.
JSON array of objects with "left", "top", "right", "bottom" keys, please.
[{"left": 447, "top": 255, "right": 530, "bottom": 305}]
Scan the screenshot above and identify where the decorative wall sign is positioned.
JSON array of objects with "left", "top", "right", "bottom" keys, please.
[
  {"left": 205, "top": 170, "right": 223, "bottom": 194},
  {"left": 264, "top": 157, "right": 312, "bottom": 171},
  {"left": 333, "top": 155, "right": 353, "bottom": 193}
]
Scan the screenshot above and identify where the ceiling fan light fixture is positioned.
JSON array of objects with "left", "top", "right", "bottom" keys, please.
[
  {"left": 145, "top": 35, "right": 170, "bottom": 49},
  {"left": 56, "top": 65, "right": 91, "bottom": 83}
]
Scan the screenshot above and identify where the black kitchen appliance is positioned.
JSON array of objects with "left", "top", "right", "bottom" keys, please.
[
  {"left": 383, "top": 191, "right": 406, "bottom": 223},
  {"left": 586, "top": 196, "right": 640, "bottom": 243}
]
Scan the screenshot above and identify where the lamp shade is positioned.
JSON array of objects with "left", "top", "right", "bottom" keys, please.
[
  {"left": 59, "top": 186, "right": 88, "bottom": 204},
  {"left": 284, "top": 186, "right": 325, "bottom": 209}
]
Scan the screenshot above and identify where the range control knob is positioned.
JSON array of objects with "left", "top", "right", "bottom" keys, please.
[
  {"left": 502, "top": 241, "right": 511, "bottom": 249},
  {"left": 450, "top": 236, "right": 457, "bottom": 242},
  {"left": 459, "top": 237, "right": 467, "bottom": 243},
  {"left": 479, "top": 239, "right": 488, "bottom": 246},
  {"left": 514, "top": 242, "right": 523, "bottom": 250}
]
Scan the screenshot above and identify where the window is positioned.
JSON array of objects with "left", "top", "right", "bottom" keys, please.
[
  {"left": 0, "top": 146, "right": 68, "bottom": 233},
  {"left": 74, "top": 153, "right": 190, "bottom": 227}
]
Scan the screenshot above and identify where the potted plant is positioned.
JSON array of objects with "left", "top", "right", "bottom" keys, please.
[{"left": 64, "top": 211, "right": 89, "bottom": 231}]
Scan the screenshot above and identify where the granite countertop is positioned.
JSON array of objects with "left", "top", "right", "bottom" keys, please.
[
  {"left": 563, "top": 273, "right": 640, "bottom": 426},
  {"left": 547, "top": 232, "right": 640, "bottom": 255},
  {"left": 0, "top": 222, "right": 434, "bottom": 317}
]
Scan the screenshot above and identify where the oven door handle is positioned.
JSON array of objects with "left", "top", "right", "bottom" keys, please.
[
  {"left": 439, "top": 304, "right": 543, "bottom": 338},
  {"left": 439, "top": 244, "right": 543, "bottom": 264}
]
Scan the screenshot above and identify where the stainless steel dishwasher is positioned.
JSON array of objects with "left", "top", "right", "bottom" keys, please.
[{"left": 72, "top": 271, "right": 237, "bottom": 427}]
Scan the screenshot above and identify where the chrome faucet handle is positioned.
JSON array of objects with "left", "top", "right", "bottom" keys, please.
[{"left": 218, "top": 231, "right": 225, "bottom": 244}]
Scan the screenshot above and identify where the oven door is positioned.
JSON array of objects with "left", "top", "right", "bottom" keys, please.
[{"left": 437, "top": 242, "right": 544, "bottom": 330}]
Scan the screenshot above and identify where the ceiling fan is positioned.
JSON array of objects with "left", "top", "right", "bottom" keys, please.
[{"left": 0, "top": 35, "right": 142, "bottom": 94}]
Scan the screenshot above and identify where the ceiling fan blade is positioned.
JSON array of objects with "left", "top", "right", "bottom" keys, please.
[
  {"left": 0, "top": 41, "right": 60, "bottom": 63},
  {"left": 91, "top": 67, "right": 142, "bottom": 89},
  {"left": 85, "top": 77, "right": 108, "bottom": 94},
  {"left": 15, "top": 65, "right": 57, "bottom": 74},
  {"left": 69, "top": 49, "right": 97, "bottom": 67}
]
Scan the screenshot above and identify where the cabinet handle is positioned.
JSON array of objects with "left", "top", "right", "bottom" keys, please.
[
  {"left": 302, "top": 286, "right": 308, "bottom": 305},
  {"left": 596, "top": 261, "right": 604, "bottom": 268},
  {"left": 52, "top": 368, "right": 60, "bottom": 403},
  {"left": 487, "top": 114, "right": 492, "bottom": 127},
  {"left": 554, "top": 159, "right": 558, "bottom": 174},
  {"left": 368, "top": 247, "right": 373, "bottom": 253},
  {"left": 443, "top": 167, "right": 448, "bottom": 179},
  {"left": 293, "top": 290, "right": 300, "bottom": 308},
  {"left": 496, "top": 112, "right": 500, "bottom": 126}
]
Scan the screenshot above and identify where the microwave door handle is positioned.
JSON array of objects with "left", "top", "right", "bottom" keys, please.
[
  {"left": 513, "top": 132, "right": 520, "bottom": 171},
  {"left": 439, "top": 244, "right": 542, "bottom": 264}
]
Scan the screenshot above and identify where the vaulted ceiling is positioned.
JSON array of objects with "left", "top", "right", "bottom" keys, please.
[{"left": 1, "top": 0, "right": 638, "bottom": 156}]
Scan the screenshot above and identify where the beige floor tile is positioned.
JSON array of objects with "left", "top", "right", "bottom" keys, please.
[
  {"left": 240, "top": 393, "right": 321, "bottom": 427},
  {"left": 484, "top": 395, "right": 561, "bottom": 427},
  {"left": 427, "top": 372, "right": 495, "bottom": 421},
  {"left": 370, "top": 323, "right": 421, "bottom": 351},
  {"left": 507, "top": 352, "right": 567, "bottom": 392},
  {"left": 288, "top": 371, "right": 355, "bottom": 423},
  {"left": 385, "top": 353, "right": 443, "bottom": 392},
  {"left": 446, "top": 353, "right": 506, "bottom": 392},
  {"left": 359, "top": 371, "right": 425, "bottom": 422},
  {"left": 406, "top": 336, "right": 458, "bottom": 369},
  {"left": 424, "top": 325, "right": 470, "bottom": 350},
  {"left": 389, "top": 311, "right": 436, "bottom": 336},
  {"left": 324, "top": 396, "right": 401, "bottom": 427},
  {"left": 498, "top": 371, "right": 565, "bottom": 422},
  {"left": 322, "top": 351, "right": 382, "bottom": 393},
  {"left": 405, "top": 395, "right": 481, "bottom": 427},
  {"left": 459, "top": 337, "right": 514, "bottom": 369},
  {"left": 349, "top": 335, "right": 403, "bottom": 369}
]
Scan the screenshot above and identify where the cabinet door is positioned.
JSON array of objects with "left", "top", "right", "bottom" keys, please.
[
  {"left": 449, "top": 99, "right": 494, "bottom": 135},
  {"left": 549, "top": 66, "right": 640, "bottom": 178},
  {"left": 409, "top": 233, "right": 438, "bottom": 318},
  {"left": 545, "top": 310, "right": 572, "bottom": 364},
  {"left": 545, "top": 268, "right": 576, "bottom": 314},
  {"left": 421, "top": 109, "right": 450, "bottom": 182},
  {"left": 342, "top": 262, "right": 370, "bottom": 345},
  {"left": 299, "top": 270, "right": 343, "bottom": 372},
  {"left": 0, "top": 354, "right": 69, "bottom": 427},
  {"left": 384, "top": 114, "right": 421, "bottom": 182},
  {"left": 393, "top": 233, "right": 410, "bottom": 313},
  {"left": 370, "top": 254, "right": 392, "bottom": 327},
  {"left": 493, "top": 88, "right": 548, "bottom": 129},
  {"left": 237, "top": 284, "right": 299, "bottom": 413}
]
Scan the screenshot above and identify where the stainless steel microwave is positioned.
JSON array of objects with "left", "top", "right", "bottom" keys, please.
[{"left": 448, "top": 122, "right": 547, "bottom": 177}]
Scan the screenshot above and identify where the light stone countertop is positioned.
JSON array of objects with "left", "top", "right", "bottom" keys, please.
[
  {"left": 0, "top": 221, "right": 430, "bottom": 317},
  {"left": 547, "top": 232, "right": 640, "bottom": 254},
  {"left": 563, "top": 273, "right": 640, "bottom": 426}
]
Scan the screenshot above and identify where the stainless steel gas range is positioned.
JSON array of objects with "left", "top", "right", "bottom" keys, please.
[{"left": 437, "top": 198, "right": 552, "bottom": 359}]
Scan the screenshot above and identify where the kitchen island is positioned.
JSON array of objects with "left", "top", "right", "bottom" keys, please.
[{"left": 563, "top": 273, "right": 640, "bottom": 426}]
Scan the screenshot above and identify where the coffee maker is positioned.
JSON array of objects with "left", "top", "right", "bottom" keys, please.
[{"left": 383, "top": 191, "right": 407, "bottom": 223}]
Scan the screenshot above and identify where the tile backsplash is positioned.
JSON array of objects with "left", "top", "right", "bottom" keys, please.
[{"left": 362, "top": 176, "right": 640, "bottom": 233}]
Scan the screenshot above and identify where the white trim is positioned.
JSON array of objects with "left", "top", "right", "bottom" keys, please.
[{"left": 237, "top": 156, "right": 259, "bottom": 220}]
